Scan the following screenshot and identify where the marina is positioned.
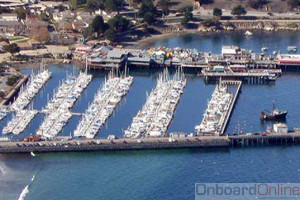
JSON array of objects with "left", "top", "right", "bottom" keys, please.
[
  {"left": 11, "top": 69, "right": 51, "bottom": 111},
  {"left": 74, "top": 71, "right": 133, "bottom": 138},
  {"left": 2, "top": 109, "right": 38, "bottom": 135},
  {"left": 195, "top": 81, "right": 241, "bottom": 136},
  {"left": 42, "top": 71, "right": 92, "bottom": 113},
  {"left": 37, "top": 71, "right": 92, "bottom": 138},
  {"left": 3, "top": 26, "right": 300, "bottom": 200},
  {"left": 124, "top": 69, "right": 186, "bottom": 138},
  {"left": 0, "top": 105, "right": 9, "bottom": 122}
]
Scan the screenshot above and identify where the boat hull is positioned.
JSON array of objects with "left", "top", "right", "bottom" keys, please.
[{"left": 260, "top": 111, "right": 288, "bottom": 120}]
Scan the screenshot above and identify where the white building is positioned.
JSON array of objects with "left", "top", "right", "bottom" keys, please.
[
  {"left": 0, "top": 13, "right": 18, "bottom": 21},
  {"left": 273, "top": 123, "right": 288, "bottom": 134},
  {"left": 221, "top": 45, "right": 239, "bottom": 56}
]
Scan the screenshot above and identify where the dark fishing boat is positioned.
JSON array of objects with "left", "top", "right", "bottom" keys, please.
[{"left": 260, "top": 104, "right": 288, "bottom": 120}]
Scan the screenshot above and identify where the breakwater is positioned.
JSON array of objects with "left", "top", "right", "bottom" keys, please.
[
  {"left": 0, "top": 136, "right": 230, "bottom": 153},
  {"left": 1, "top": 132, "right": 300, "bottom": 154}
]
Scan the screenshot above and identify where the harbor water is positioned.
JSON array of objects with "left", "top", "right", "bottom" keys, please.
[{"left": 1, "top": 31, "right": 300, "bottom": 200}]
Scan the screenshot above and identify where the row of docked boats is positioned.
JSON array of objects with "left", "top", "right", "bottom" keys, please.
[
  {"left": 195, "top": 82, "right": 233, "bottom": 136},
  {"left": 11, "top": 69, "right": 51, "bottom": 111},
  {"left": 1, "top": 69, "right": 50, "bottom": 135},
  {"left": 74, "top": 72, "right": 133, "bottom": 138},
  {"left": 124, "top": 69, "right": 186, "bottom": 138},
  {"left": 0, "top": 106, "right": 9, "bottom": 122},
  {"left": 2, "top": 109, "right": 38, "bottom": 135},
  {"left": 42, "top": 72, "right": 91, "bottom": 113},
  {"left": 37, "top": 72, "right": 92, "bottom": 138}
]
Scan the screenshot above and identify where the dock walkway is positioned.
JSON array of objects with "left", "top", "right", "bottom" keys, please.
[{"left": 220, "top": 81, "right": 242, "bottom": 135}]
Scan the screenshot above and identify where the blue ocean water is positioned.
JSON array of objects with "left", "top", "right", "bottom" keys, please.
[{"left": 1, "top": 31, "right": 300, "bottom": 200}]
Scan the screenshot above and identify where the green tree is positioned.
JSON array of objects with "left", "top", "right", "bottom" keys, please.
[
  {"left": 138, "top": 1, "right": 156, "bottom": 17},
  {"left": 143, "top": 12, "right": 155, "bottom": 25},
  {"left": 104, "top": 28, "right": 117, "bottom": 42},
  {"left": 107, "top": 15, "right": 130, "bottom": 32},
  {"left": 231, "top": 5, "right": 247, "bottom": 16},
  {"left": 6, "top": 75, "right": 19, "bottom": 86},
  {"left": 15, "top": 8, "right": 26, "bottom": 21},
  {"left": 104, "top": 0, "right": 124, "bottom": 12},
  {"left": 181, "top": 6, "right": 193, "bottom": 27},
  {"left": 4, "top": 43, "right": 20, "bottom": 54},
  {"left": 86, "top": 0, "right": 104, "bottom": 11},
  {"left": 91, "top": 15, "right": 107, "bottom": 33},
  {"left": 57, "top": 4, "right": 66, "bottom": 12},
  {"left": 0, "top": 91, "right": 5, "bottom": 99},
  {"left": 213, "top": 7, "right": 222, "bottom": 17},
  {"left": 158, "top": 0, "right": 170, "bottom": 15}
]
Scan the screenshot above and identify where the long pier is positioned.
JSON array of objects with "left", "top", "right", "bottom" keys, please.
[
  {"left": 195, "top": 80, "right": 241, "bottom": 136},
  {"left": 0, "top": 136, "right": 230, "bottom": 153},
  {"left": 220, "top": 80, "right": 242, "bottom": 135},
  {"left": 1, "top": 132, "right": 300, "bottom": 153},
  {"left": 202, "top": 71, "right": 277, "bottom": 83}
]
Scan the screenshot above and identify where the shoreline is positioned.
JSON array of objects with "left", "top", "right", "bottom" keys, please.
[{"left": 125, "top": 28, "right": 300, "bottom": 48}]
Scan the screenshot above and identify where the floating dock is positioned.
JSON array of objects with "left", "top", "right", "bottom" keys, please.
[
  {"left": 38, "top": 72, "right": 92, "bottom": 138},
  {"left": 195, "top": 80, "right": 242, "bottom": 136},
  {"left": 11, "top": 69, "right": 51, "bottom": 111},
  {"left": 2, "top": 109, "right": 37, "bottom": 135},
  {"left": 124, "top": 69, "right": 186, "bottom": 138},
  {"left": 74, "top": 73, "right": 133, "bottom": 138}
]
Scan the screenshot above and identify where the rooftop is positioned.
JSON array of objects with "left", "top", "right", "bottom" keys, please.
[{"left": 107, "top": 49, "right": 127, "bottom": 59}]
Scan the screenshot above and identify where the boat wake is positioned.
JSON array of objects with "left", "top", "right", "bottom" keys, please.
[{"left": 17, "top": 174, "right": 35, "bottom": 200}]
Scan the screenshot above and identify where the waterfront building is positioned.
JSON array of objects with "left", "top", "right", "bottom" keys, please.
[
  {"left": 273, "top": 123, "right": 288, "bottom": 134},
  {"left": 88, "top": 49, "right": 128, "bottom": 69}
]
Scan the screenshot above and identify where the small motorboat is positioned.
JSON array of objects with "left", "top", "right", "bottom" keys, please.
[
  {"left": 261, "top": 46, "right": 269, "bottom": 52},
  {"left": 245, "top": 31, "right": 253, "bottom": 36},
  {"left": 287, "top": 46, "right": 297, "bottom": 53}
]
